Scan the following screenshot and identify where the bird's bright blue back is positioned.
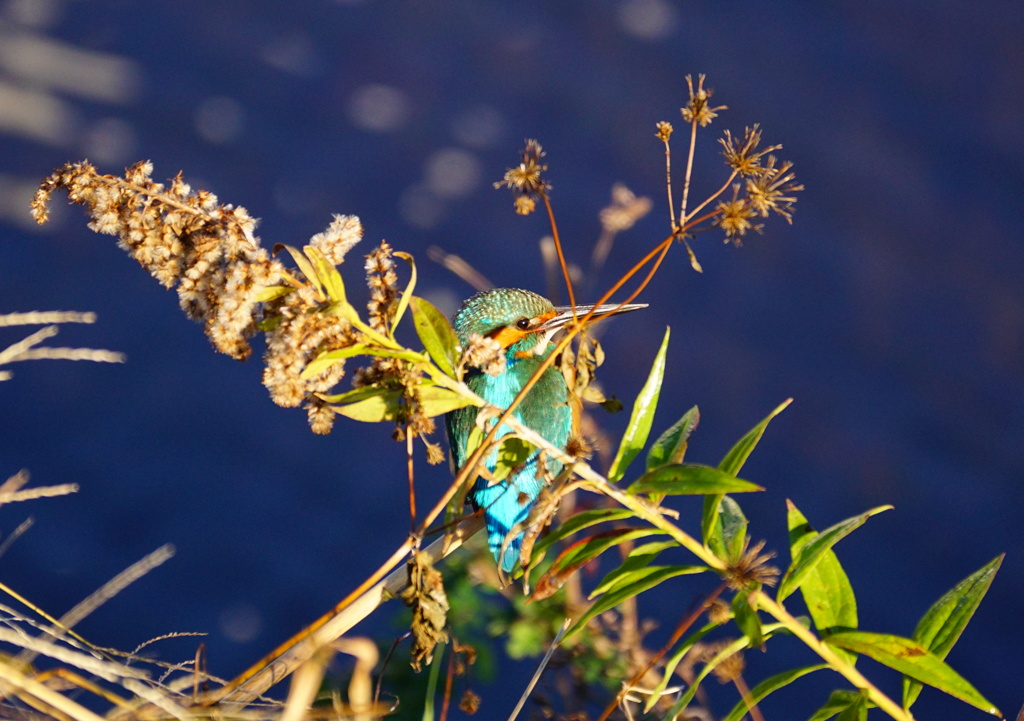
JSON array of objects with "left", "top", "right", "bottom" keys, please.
[{"left": 445, "top": 289, "right": 572, "bottom": 573}]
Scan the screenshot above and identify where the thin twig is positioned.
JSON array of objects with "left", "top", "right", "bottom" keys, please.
[{"left": 507, "top": 618, "right": 570, "bottom": 721}]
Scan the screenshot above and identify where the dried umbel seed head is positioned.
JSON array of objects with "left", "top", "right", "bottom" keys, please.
[{"left": 494, "top": 139, "right": 550, "bottom": 216}]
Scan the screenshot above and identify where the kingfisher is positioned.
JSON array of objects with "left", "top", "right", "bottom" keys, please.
[{"left": 445, "top": 288, "right": 645, "bottom": 574}]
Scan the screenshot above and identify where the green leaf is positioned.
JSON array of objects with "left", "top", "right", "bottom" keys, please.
[
  {"left": 391, "top": 251, "right": 416, "bottom": 333},
  {"left": 660, "top": 636, "right": 750, "bottom": 716},
  {"left": 645, "top": 405, "right": 700, "bottom": 471},
  {"left": 787, "top": 500, "right": 858, "bottom": 665},
  {"left": 732, "top": 587, "right": 763, "bottom": 648},
  {"left": 903, "top": 554, "right": 1003, "bottom": 710},
  {"left": 410, "top": 296, "right": 460, "bottom": 378},
  {"left": 589, "top": 540, "right": 679, "bottom": 597},
  {"left": 304, "top": 245, "right": 347, "bottom": 303},
  {"left": 417, "top": 385, "right": 476, "bottom": 417},
  {"left": 607, "top": 327, "right": 670, "bottom": 483},
  {"left": 300, "top": 345, "right": 427, "bottom": 380},
  {"left": 627, "top": 464, "right": 763, "bottom": 496},
  {"left": 807, "top": 689, "right": 868, "bottom": 721},
  {"left": 565, "top": 563, "right": 702, "bottom": 641},
  {"left": 702, "top": 399, "right": 791, "bottom": 555},
  {"left": 529, "top": 508, "right": 636, "bottom": 561},
  {"left": 547, "top": 528, "right": 660, "bottom": 577},
  {"left": 253, "top": 284, "right": 293, "bottom": 303},
  {"left": 825, "top": 631, "right": 1000, "bottom": 715},
  {"left": 777, "top": 505, "right": 892, "bottom": 602},
  {"left": 588, "top": 562, "right": 705, "bottom": 601},
  {"left": 719, "top": 495, "right": 748, "bottom": 562},
  {"left": 719, "top": 398, "right": 792, "bottom": 476},
  {"left": 330, "top": 387, "right": 402, "bottom": 422},
  {"left": 532, "top": 528, "right": 664, "bottom": 601},
  {"left": 279, "top": 244, "right": 323, "bottom": 296},
  {"left": 490, "top": 437, "right": 536, "bottom": 482},
  {"left": 721, "top": 664, "right": 827, "bottom": 721}
]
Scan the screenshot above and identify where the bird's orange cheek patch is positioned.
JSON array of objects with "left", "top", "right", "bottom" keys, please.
[{"left": 490, "top": 326, "right": 529, "bottom": 348}]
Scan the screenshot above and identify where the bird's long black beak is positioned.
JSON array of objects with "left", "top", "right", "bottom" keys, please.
[{"left": 537, "top": 301, "right": 647, "bottom": 332}]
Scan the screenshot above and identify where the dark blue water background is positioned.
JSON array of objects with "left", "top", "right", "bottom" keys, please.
[{"left": 1, "top": 1, "right": 1021, "bottom": 719}]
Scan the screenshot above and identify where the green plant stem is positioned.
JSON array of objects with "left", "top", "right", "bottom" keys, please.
[{"left": 753, "top": 592, "right": 914, "bottom": 721}]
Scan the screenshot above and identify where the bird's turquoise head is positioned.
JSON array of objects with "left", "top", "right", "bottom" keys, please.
[{"left": 452, "top": 288, "right": 557, "bottom": 359}]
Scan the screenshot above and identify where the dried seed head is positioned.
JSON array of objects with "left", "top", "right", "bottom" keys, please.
[
  {"left": 495, "top": 139, "right": 550, "bottom": 215},
  {"left": 462, "top": 332, "right": 506, "bottom": 377},
  {"left": 724, "top": 539, "right": 779, "bottom": 590},
  {"left": 655, "top": 120, "right": 674, "bottom": 142},
  {"left": 719, "top": 125, "right": 781, "bottom": 177},
  {"left": 744, "top": 155, "right": 803, "bottom": 222},
  {"left": 365, "top": 240, "right": 399, "bottom": 333},
  {"left": 680, "top": 74, "right": 727, "bottom": 127},
  {"left": 715, "top": 184, "right": 761, "bottom": 244},
  {"left": 310, "top": 214, "right": 363, "bottom": 265}
]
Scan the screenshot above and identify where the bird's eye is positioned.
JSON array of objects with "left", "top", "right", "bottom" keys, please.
[{"left": 515, "top": 317, "right": 532, "bottom": 330}]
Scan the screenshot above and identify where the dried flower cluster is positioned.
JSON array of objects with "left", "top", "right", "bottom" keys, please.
[
  {"left": 494, "top": 139, "right": 550, "bottom": 215},
  {"left": 461, "top": 332, "right": 506, "bottom": 377},
  {"left": 32, "top": 161, "right": 285, "bottom": 361},
  {"left": 33, "top": 161, "right": 441, "bottom": 437},
  {"left": 681, "top": 74, "right": 726, "bottom": 128}
]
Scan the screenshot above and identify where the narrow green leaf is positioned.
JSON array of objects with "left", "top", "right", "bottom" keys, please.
[
  {"left": 660, "top": 637, "right": 750, "bottom": 717},
  {"left": 588, "top": 562, "right": 705, "bottom": 600},
  {"left": 532, "top": 528, "right": 664, "bottom": 601},
  {"left": 565, "top": 563, "right": 701, "bottom": 641},
  {"left": 645, "top": 405, "right": 700, "bottom": 471},
  {"left": 703, "top": 399, "right": 791, "bottom": 552},
  {"left": 732, "top": 587, "right": 763, "bottom": 648},
  {"left": 777, "top": 505, "right": 892, "bottom": 602},
  {"left": 391, "top": 251, "right": 417, "bottom": 332},
  {"left": 607, "top": 327, "right": 670, "bottom": 483},
  {"left": 903, "top": 554, "right": 1003, "bottom": 709},
  {"left": 253, "top": 284, "right": 293, "bottom": 303},
  {"left": 719, "top": 495, "right": 748, "bottom": 562},
  {"left": 330, "top": 388, "right": 402, "bottom": 422},
  {"left": 529, "top": 508, "right": 636, "bottom": 560},
  {"left": 825, "top": 631, "right": 1000, "bottom": 715},
  {"left": 410, "top": 297, "right": 460, "bottom": 378},
  {"left": 417, "top": 385, "right": 476, "bottom": 417},
  {"left": 318, "top": 385, "right": 390, "bottom": 404},
  {"left": 721, "top": 664, "right": 828, "bottom": 721},
  {"left": 719, "top": 398, "right": 792, "bottom": 476},
  {"left": 807, "top": 689, "right": 868, "bottom": 721},
  {"left": 277, "top": 244, "right": 323, "bottom": 296},
  {"left": 589, "top": 540, "right": 679, "bottom": 597},
  {"left": 304, "top": 245, "right": 347, "bottom": 303},
  {"left": 547, "top": 528, "right": 660, "bottom": 577},
  {"left": 836, "top": 694, "right": 868, "bottom": 721},
  {"left": 628, "top": 463, "right": 763, "bottom": 496},
  {"left": 301, "top": 345, "right": 427, "bottom": 380},
  {"left": 787, "top": 500, "right": 858, "bottom": 665}
]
